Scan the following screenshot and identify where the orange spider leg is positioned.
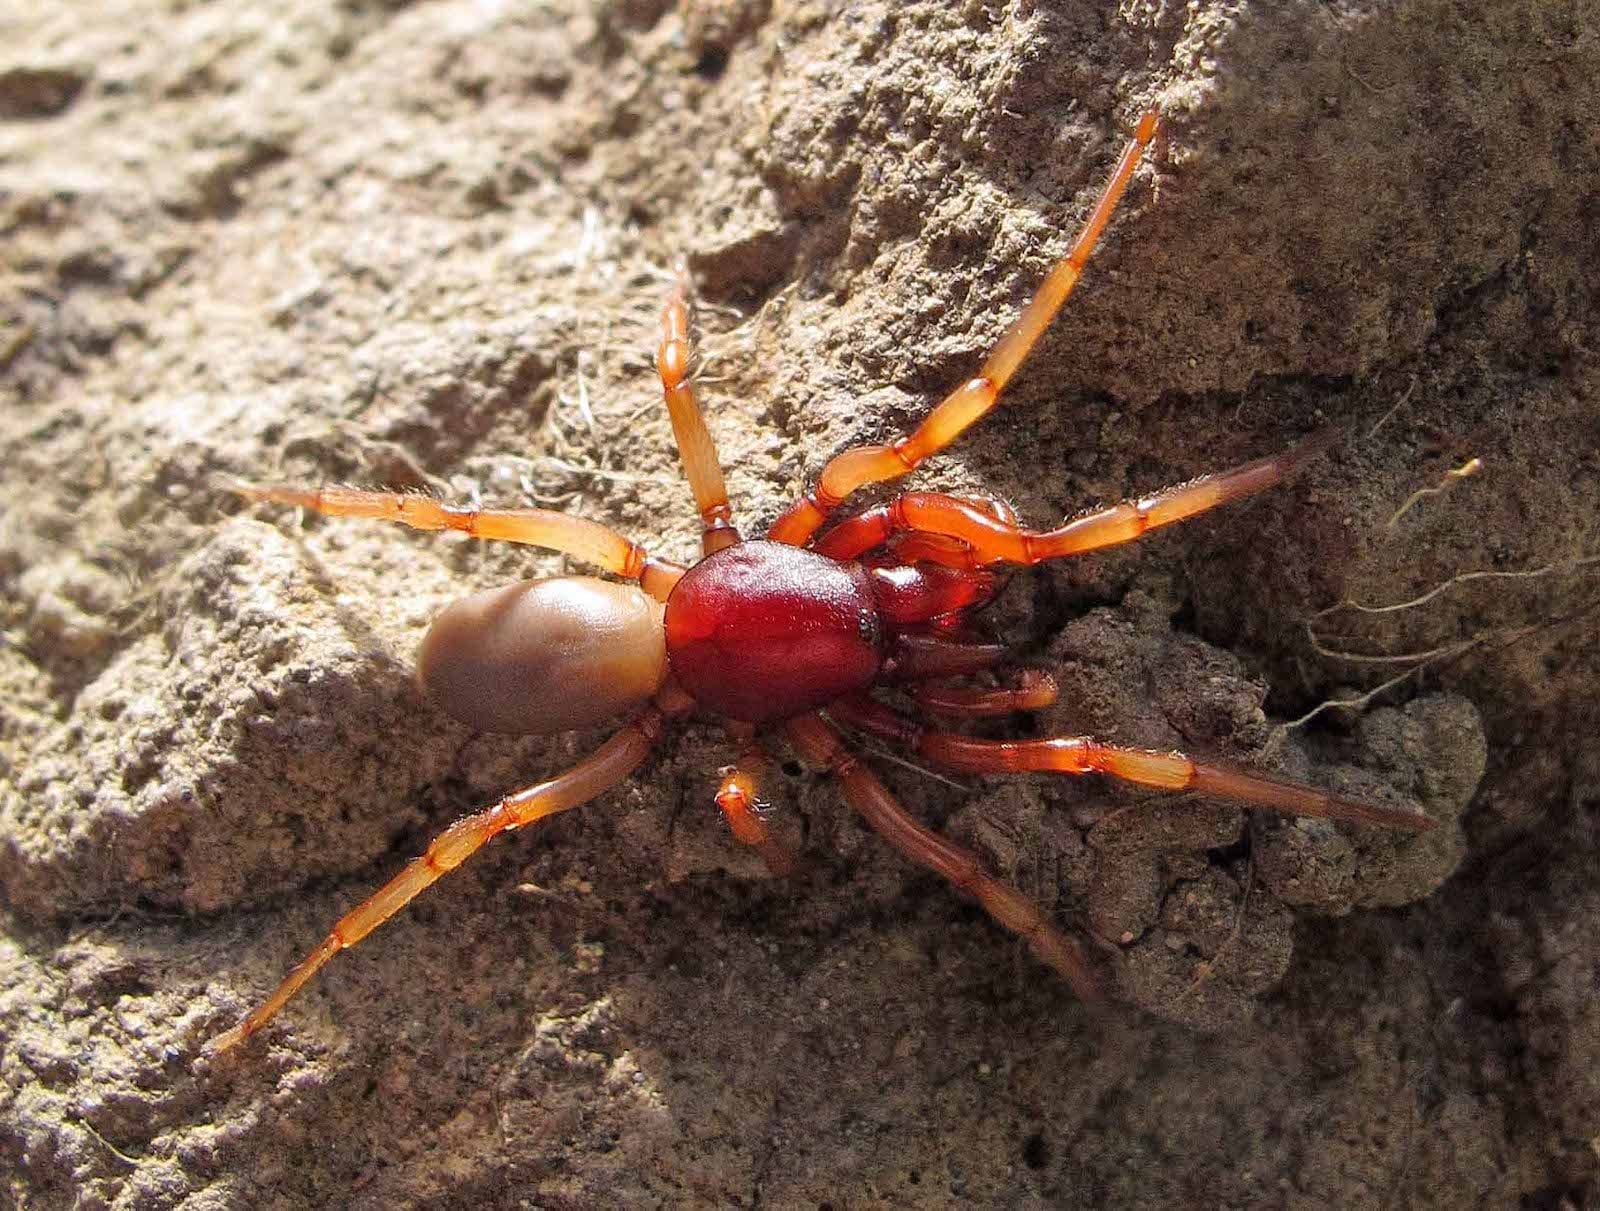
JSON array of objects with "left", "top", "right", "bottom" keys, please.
[
  {"left": 824, "top": 433, "right": 1336, "bottom": 567},
  {"left": 206, "top": 696, "right": 687, "bottom": 1054},
  {"left": 913, "top": 670, "right": 1060, "bottom": 716},
  {"left": 784, "top": 713, "right": 1100, "bottom": 1001},
  {"left": 769, "top": 110, "right": 1160, "bottom": 546},
  {"left": 715, "top": 744, "right": 798, "bottom": 877},
  {"left": 828, "top": 696, "right": 1435, "bottom": 833},
  {"left": 657, "top": 263, "right": 739, "bottom": 555},
  {"left": 231, "top": 484, "right": 685, "bottom": 600}
]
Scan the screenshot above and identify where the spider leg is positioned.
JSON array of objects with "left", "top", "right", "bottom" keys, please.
[
  {"left": 769, "top": 111, "right": 1159, "bottom": 546},
  {"left": 231, "top": 484, "right": 685, "bottom": 600},
  {"left": 784, "top": 713, "right": 1100, "bottom": 1001},
  {"left": 205, "top": 701, "right": 679, "bottom": 1054},
  {"left": 829, "top": 696, "right": 1435, "bottom": 833},
  {"left": 814, "top": 431, "right": 1337, "bottom": 567},
  {"left": 657, "top": 262, "right": 739, "bottom": 555},
  {"left": 913, "top": 669, "right": 1060, "bottom": 716},
  {"left": 716, "top": 743, "right": 798, "bottom": 876}
]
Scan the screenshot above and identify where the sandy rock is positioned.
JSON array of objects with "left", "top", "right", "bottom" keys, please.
[{"left": 3, "top": 0, "right": 1596, "bottom": 1206}]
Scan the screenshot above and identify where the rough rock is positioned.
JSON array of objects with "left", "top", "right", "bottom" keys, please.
[{"left": 3, "top": 0, "right": 1597, "bottom": 1206}]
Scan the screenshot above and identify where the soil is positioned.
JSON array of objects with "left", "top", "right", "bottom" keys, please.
[{"left": 2, "top": 1, "right": 1597, "bottom": 1207}]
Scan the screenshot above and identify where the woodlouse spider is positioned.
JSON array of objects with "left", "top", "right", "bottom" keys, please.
[{"left": 207, "top": 110, "right": 1433, "bottom": 1054}]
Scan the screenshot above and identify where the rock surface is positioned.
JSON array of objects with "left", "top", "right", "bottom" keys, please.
[{"left": 2, "top": 0, "right": 1597, "bottom": 1206}]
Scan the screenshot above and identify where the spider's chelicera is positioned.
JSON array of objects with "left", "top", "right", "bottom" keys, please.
[{"left": 209, "top": 112, "right": 1432, "bottom": 1054}]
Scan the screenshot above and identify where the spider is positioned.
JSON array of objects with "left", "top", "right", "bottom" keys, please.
[{"left": 207, "top": 110, "right": 1433, "bottom": 1054}]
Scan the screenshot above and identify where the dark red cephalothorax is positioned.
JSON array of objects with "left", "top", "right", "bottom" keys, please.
[{"left": 664, "top": 541, "right": 884, "bottom": 723}]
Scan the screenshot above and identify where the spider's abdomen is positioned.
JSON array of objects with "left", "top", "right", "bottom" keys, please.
[
  {"left": 418, "top": 577, "right": 667, "bottom": 734},
  {"left": 664, "top": 540, "right": 884, "bottom": 723}
]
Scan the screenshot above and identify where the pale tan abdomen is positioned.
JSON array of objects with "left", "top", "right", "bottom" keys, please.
[{"left": 417, "top": 577, "right": 667, "bottom": 734}]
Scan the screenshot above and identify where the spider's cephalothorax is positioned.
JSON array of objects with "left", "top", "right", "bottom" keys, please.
[
  {"left": 664, "top": 541, "right": 886, "bottom": 723},
  {"left": 661, "top": 539, "right": 1004, "bottom": 722},
  {"left": 209, "top": 111, "right": 1434, "bottom": 1057}
]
